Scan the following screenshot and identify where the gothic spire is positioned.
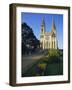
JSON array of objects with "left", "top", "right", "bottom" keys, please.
[
  {"left": 41, "top": 17, "right": 46, "bottom": 33},
  {"left": 52, "top": 17, "right": 56, "bottom": 32},
  {"left": 41, "top": 17, "right": 45, "bottom": 26}
]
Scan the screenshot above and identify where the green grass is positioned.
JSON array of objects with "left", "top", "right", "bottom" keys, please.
[
  {"left": 44, "top": 62, "right": 63, "bottom": 75},
  {"left": 22, "top": 50, "right": 63, "bottom": 77},
  {"left": 22, "top": 59, "right": 63, "bottom": 77}
]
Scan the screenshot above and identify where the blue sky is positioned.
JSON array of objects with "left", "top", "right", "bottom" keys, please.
[{"left": 21, "top": 12, "right": 63, "bottom": 49}]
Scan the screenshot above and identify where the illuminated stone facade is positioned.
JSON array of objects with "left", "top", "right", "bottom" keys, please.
[{"left": 40, "top": 17, "right": 58, "bottom": 49}]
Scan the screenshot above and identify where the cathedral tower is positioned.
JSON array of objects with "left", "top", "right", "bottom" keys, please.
[
  {"left": 40, "top": 18, "right": 45, "bottom": 49},
  {"left": 51, "top": 17, "right": 56, "bottom": 33},
  {"left": 40, "top": 17, "right": 58, "bottom": 50},
  {"left": 51, "top": 17, "right": 57, "bottom": 49},
  {"left": 41, "top": 18, "right": 45, "bottom": 34}
]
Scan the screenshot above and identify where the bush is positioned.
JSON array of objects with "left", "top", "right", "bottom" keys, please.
[
  {"left": 48, "top": 49, "right": 61, "bottom": 63},
  {"left": 38, "top": 63, "right": 47, "bottom": 70},
  {"left": 48, "top": 49, "right": 60, "bottom": 57}
]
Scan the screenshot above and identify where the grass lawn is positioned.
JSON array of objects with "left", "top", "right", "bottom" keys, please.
[
  {"left": 22, "top": 57, "right": 63, "bottom": 77},
  {"left": 22, "top": 49, "right": 63, "bottom": 77},
  {"left": 44, "top": 62, "right": 63, "bottom": 75}
]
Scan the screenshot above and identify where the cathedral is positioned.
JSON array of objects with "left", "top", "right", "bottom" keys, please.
[{"left": 40, "top": 17, "right": 58, "bottom": 49}]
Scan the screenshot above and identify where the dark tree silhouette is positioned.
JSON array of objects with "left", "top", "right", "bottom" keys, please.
[{"left": 22, "top": 22, "right": 40, "bottom": 55}]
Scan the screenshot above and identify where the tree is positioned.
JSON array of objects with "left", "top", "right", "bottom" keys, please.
[{"left": 22, "top": 22, "right": 40, "bottom": 55}]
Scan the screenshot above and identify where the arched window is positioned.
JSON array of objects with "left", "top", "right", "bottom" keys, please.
[
  {"left": 54, "top": 41, "right": 55, "bottom": 48},
  {"left": 52, "top": 41, "right": 53, "bottom": 49},
  {"left": 41, "top": 28, "right": 43, "bottom": 32},
  {"left": 41, "top": 41, "right": 43, "bottom": 48},
  {"left": 46, "top": 41, "right": 48, "bottom": 49}
]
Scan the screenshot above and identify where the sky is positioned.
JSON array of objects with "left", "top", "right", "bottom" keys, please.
[{"left": 21, "top": 12, "right": 63, "bottom": 49}]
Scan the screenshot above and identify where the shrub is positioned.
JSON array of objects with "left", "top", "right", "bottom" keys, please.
[
  {"left": 38, "top": 63, "right": 47, "bottom": 70},
  {"left": 48, "top": 49, "right": 61, "bottom": 63},
  {"left": 48, "top": 49, "right": 60, "bottom": 57}
]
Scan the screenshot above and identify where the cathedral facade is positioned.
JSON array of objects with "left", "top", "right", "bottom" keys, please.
[{"left": 40, "top": 17, "right": 58, "bottom": 49}]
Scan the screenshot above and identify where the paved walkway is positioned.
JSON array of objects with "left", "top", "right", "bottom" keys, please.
[{"left": 22, "top": 53, "right": 45, "bottom": 74}]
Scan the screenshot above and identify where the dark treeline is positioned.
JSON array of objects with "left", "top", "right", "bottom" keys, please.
[{"left": 22, "top": 22, "right": 40, "bottom": 55}]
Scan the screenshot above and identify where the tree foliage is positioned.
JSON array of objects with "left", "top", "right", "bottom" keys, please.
[{"left": 22, "top": 22, "right": 40, "bottom": 54}]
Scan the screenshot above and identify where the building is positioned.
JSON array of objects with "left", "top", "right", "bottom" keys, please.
[{"left": 40, "top": 17, "right": 58, "bottom": 49}]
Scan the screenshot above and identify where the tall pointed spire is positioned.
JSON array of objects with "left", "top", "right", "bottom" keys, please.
[
  {"left": 42, "top": 17, "right": 45, "bottom": 26},
  {"left": 52, "top": 16, "right": 56, "bottom": 32},
  {"left": 41, "top": 17, "right": 45, "bottom": 33}
]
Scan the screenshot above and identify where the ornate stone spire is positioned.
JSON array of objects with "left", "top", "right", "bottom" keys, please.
[
  {"left": 51, "top": 17, "right": 56, "bottom": 32},
  {"left": 41, "top": 17, "right": 45, "bottom": 33},
  {"left": 41, "top": 17, "right": 45, "bottom": 26}
]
